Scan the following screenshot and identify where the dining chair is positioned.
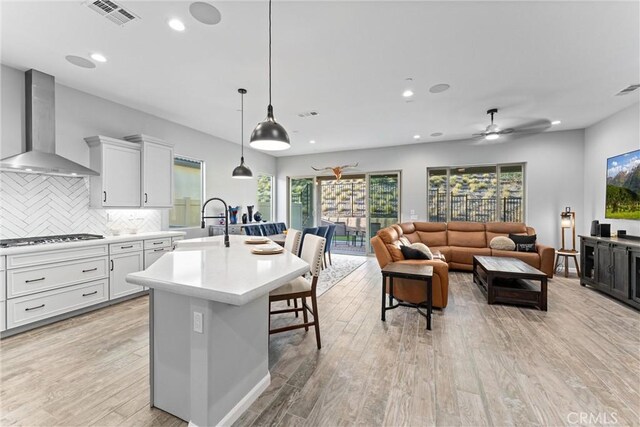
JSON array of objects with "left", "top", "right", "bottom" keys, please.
[
  {"left": 315, "top": 226, "right": 329, "bottom": 238},
  {"left": 244, "top": 225, "right": 262, "bottom": 236},
  {"left": 299, "top": 227, "right": 318, "bottom": 256},
  {"left": 323, "top": 224, "right": 336, "bottom": 266},
  {"left": 269, "top": 234, "right": 326, "bottom": 349},
  {"left": 261, "top": 223, "right": 278, "bottom": 236}
]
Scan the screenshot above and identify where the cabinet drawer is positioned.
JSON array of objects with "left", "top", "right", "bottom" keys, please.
[
  {"left": 7, "top": 245, "right": 108, "bottom": 269},
  {"left": 144, "top": 238, "right": 171, "bottom": 249},
  {"left": 0, "top": 271, "right": 5, "bottom": 301},
  {"left": 6, "top": 279, "right": 108, "bottom": 329},
  {"left": 110, "top": 241, "right": 144, "bottom": 255},
  {"left": 7, "top": 257, "right": 108, "bottom": 298},
  {"left": 144, "top": 247, "right": 171, "bottom": 269},
  {"left": 0, "top": 302, "right": 5, "bottom": 332}
]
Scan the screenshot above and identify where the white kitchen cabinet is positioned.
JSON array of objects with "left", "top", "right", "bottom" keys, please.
[
  {"left": 1, "top": 257, "right": 5, "bottom": 332},
  {"left": 6, "top": 279, "right": 108, "bottom": 329},
  {"left": 7, "top": 256, "right": 108, "bottom": 298},
  {"left": 86, "top": 136, "right": 141, "bottom": 208},
  {"left": 125, "top": 134, "right": 174, "bottom": 208},
  {"left": 110, "top": 251, "right": 144, "bottom": 299},
  {"left": 144, "top": 247, "right": 171, "bottom": 269}
]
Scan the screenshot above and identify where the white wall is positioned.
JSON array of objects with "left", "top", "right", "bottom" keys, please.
[
  {"left": 584, "top": 102, "right": 640, "bottom": 236},
  {"left": 276, "top": 130, "right": 586, "bottom": 249},
  {"left": 1, "top": 64, "right": 276, "bottom": 231}
]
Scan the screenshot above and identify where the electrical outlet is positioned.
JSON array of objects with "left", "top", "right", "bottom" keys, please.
[
  {"left": 410, "top": 209, "right": 415, "bottom": 215},
  {"left": 193, "top": 311, "right": 203, "bottom": 334},
  {"left": 410, "top": 215, "right": 418, "bottom": 220}
]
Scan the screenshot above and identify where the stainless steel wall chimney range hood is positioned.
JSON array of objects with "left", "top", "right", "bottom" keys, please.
[{"left": 0, "top": 69, "right": 99, "bottom": 177}]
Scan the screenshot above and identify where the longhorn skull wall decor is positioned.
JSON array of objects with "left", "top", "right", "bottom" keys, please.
[{"left": 311, "top": 163, "right": 359, "bottom": 181}]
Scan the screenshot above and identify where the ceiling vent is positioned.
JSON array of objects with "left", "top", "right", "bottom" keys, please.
[
  {"left": 297, "top": 111, "right": 319, "bottom": 118},
  {"left": 615, "top": 84, "right": 640, "bottom": 96},
  {"left": 85, "top": 0, "right": 140, "bottom": 26}
]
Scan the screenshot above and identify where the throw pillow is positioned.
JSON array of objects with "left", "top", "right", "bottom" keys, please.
[
  {"left": 490, "top": 236, "right": 516, "bottom": 251},
  {"left": 509, "top": 234, "right": 537, "bottom": 252},
  {"left": 399, "top": 236, "right": 411, "bottom": 246},
  {"left": 410, "top": 242, "right": 433, "bottom": 260},
  {"left": 400, "top": 245, "right": 429, "bottom": 260}
]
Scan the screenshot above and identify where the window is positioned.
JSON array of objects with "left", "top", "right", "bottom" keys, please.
[
  {"left": 170, "top": 157, "right": 204, "bottom": 228},
  {"left": 257, "top": 174, "right": 274, "bottom": 222},
  {"left": 427, "top": 163, "right": 525, "bottom": 222}
]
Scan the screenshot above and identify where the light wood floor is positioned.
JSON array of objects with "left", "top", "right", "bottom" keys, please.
[{"left": 1, "top": 258, "right": 639, "bottom": 427}]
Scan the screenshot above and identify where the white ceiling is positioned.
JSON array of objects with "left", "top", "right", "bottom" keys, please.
[{"left": 1, "top": 1, "right": 638, "bottom": 157}]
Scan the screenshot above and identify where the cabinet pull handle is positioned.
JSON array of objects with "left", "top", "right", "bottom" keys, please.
[
  {"left": 145, "top": 193, "right": 148, "bottom": 203},
  {"left": 103, "top": 191, "right": 107, "bottom": 203},
  {"left": 121, "top": 245, "right": 133, "bottom": 249},
  {"left": 82, "top": 268, "right": 98, "bottom": 273},
  {"left": 154, "top": 248, "right": 164, "bottom": 252},
  {"left": 110, "top": 260, "right": 114, "bottom": 271},
  {"left": 82, "top": 291, "right": 98, "bottom": 297},
  {"left": 25, "top": 277, "right": 45, "bottom": 283},
  {"left": 153, "top": 242, "right": 163, "bottom": 245},
  {"left": 25, "top": 304, "right": 45, "bottom": 311}
]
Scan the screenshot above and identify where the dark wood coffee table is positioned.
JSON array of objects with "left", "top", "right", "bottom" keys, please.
[
  {"left": 381, "top": 263, "right": 433, "bottom": 329},
  {"left": 473, "top": 256, "right": 548, "bottom": 311}
]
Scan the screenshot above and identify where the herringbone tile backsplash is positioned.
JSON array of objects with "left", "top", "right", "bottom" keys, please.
[{"left": 0, "top": 172, "right": 161, "bottom": 239}]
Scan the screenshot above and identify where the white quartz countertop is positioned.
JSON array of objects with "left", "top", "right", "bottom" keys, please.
[
  {"left": 126, "top": 235, "right": 310, "bottom": 305},
  {"left": 0, "top": 231, "right": 186, "bottom": 256}
]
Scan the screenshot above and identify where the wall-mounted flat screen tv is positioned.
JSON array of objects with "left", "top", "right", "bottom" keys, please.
[{"left": 606, "top": 149, "right": 640, "bottom": 220}]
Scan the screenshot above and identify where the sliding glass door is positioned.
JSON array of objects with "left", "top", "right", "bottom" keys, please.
[
  {"left": 289, "top": 177, "right": 314, "bottom": 230},
  {"left": 368, "top": 172, "right": 401, "bottom": 245},
  {"left": 288, "top": 171, "right": 400, "bottom": 255}
]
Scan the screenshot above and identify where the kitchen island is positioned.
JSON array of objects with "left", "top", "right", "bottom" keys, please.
[{"left": 126, "top": 235, "right": 309, "bottom": 426}]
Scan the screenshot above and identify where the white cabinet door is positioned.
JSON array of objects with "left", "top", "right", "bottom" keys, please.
[
  {"left": 110, "top": 251, "right": 144, "bottom": 300},
  {"left": 103, "top": 144, "right": 141, "bottom": 207},
  {"left": 142, "top": 141, "right": 173, "bottom": 208},
  {"left": 87, "top": 136, "right": 142, "bottom": 208}
]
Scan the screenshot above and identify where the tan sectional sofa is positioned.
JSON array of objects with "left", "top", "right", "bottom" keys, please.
[{"left": 370, "top": 221, "right": 555, "bottom": 309}]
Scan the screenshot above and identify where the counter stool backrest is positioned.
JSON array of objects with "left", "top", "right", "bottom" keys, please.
[
  {"left": 300, "top": 234, "right": 326, "bottom": 278},
  {"left": 284, "top": 229, "right": 302, "bottom": 254},
  {"left": 299, "top": 227, "right": 318, "bottom": 256}
]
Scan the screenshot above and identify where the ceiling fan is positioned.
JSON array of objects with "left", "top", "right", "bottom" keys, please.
[{"left": 472, "top": 108, "right": 551, "bottom": 142}]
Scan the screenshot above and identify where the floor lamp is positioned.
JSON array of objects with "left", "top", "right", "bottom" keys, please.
[
  {"left": 560, "top": 210, "right": 576, "bottom": 252},
  {"left": 556, "top": 209, "right": 581, "bottom": 277}
]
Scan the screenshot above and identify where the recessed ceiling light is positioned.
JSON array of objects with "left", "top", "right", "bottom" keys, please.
[
  {"left": 71, "top": 173, "right": 78, "bottom": 176},
  {"left": 551, "top": 120, "right": 561, "bottom": 125},
  {"left": 429, "top": 84, "right": 450, "bottom": 93},
  {"left": 65, "top": 55, "right": 96, "bottom": 69},
  {"left": 168, "top": 18, "right": 186, "bottom": 32},
  {"left": 25, "top": 168, "right": 33, "bottom": 172},
  {"left": 402, "top": 89, "right": 414, "bottom": 98},
  {"left": 309, "top": 140, "right": 316, "bottom": 144},
  {"left": 189, "top": 2, "right": 222, "bottom": 25},
  {"left": 430, "top": 132, "right": 443, "bottom": 137},
  {"left": 90, "top": 53, "right": 107, "bottom": 63},
  {"left": 413, "top": 135, "right": 421, "bottom": 140}
]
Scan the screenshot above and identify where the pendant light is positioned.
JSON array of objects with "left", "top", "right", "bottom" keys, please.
[
  {"left": 232, "top": 88, "right": 253, "bottom": 179},
  {"left": 250, "top": 0, "right": 290, "bottom": 151}
]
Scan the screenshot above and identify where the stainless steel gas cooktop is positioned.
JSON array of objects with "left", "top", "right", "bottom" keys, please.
[{"left": 0, "top": 234, "right": 104, "bottom": 248}]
